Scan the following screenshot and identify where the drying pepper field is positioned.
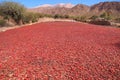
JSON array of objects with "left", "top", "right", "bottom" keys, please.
[{"left": 0, "top": 22, "right": 120, "bottom": 79}]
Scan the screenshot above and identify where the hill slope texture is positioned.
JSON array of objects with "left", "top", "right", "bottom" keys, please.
[{"left": 29, "top": 2, "right": 120, "bottom": 16}]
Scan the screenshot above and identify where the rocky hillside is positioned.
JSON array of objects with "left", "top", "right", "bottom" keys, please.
[
  {"left": 29, "top": 2, "right": 120, "bottom": 17},
  {"left": 90, "top": 2, "right": 120, "bottom": 16},
  {"left": 29, "top": 3, "right": 89, "bottom": 16},
  {"left": 91, "top": 2, "right": 120, "bottom": 12},
  {"left": 68, "top": 4, "right": 90, "bottom": 16}
]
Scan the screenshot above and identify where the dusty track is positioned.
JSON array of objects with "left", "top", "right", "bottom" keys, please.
[{"left": 0, "top": 22, "right": 120, "bottom": 79}]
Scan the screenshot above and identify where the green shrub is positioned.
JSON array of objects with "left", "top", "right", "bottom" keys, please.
[
  {"left": 61, "top": 15, "right": 70, "bottom": 19},
  {"left": 53, "top": 14, "right": 70, "bottom": 19},
  {"left": 74, "top": 16, "right": 80, "bottom": 21},
  {"left": 54, "top": 14, "right": 62, "bottom": 19},
  {"left": 22, "top": 12, "right": 39, "bottom": 24},
  {"left": 22, "top": 14, "right": 31, "bottom": 24},
  {"left": 115, "top": 18, "right": 120, "bottom": 23},
  {"left": 43, "top": 14, "right": 53, "bottom": 18},
  {"left": 100, "top": 12, "right": 112, "bottom": 20},
  {"left": 90, "top": 15, "right": 98, "bottom": 20},
  {"left": 89, "top": 20, "right": 111, "bottom": 25},
  {"left": 70, "top": 16, "right": 77, "bottom": 20},
  {"left": 74, "top": 16, "right": 87, "bottom": 22},
  {"left": 0, "top": 19, "right": 6, "bottom": 27},
  {"left": 0, "top": 1, "right": 26, "bottom": 24}
]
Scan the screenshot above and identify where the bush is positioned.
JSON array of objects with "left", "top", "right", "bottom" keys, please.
[
  {"left": 100, "top": 12, "right": 112, "bottom": 20},
  {"left": 115, "top": 18, "right": 120, "bottom": 23},
  {"left": 74, "top": 16, "right": 87, "bottom": 22},
  {"left": 0, "top": 1, "right": 26, "bottom": 24},
  {"left": 64, "top": 15, "right": 69, "bottom": 19},
  {"left": 89, "top": 20, "right": 111, "bottom": 25},
  {"left": 44, "top": 14, "right": 53, "bottom": 18},
  {"left": 54, "top": 14, "right": 62, "bottom": 19},
  {"left": 22, "top": 12, "right": 39, "bottom": 24},
  {"left": 90, "top": 15, "right": 98, "bottom": 20},
  {"left": 0, "top": 19, "right": 6, "bottom": 27},
  {"left": 53, "top": 14, "right": 70, "bottom": 19}
]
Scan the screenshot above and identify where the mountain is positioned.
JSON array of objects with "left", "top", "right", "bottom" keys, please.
[
  {"left": 29, "top": 3, "right": 89, "bottom": 16},
  {"left": 28, "top": 2, "right": 120, "bottom": 17},
  {"left": 54, "top": 3, "right": 74, "bottom": 8},
  {"left": 90, "top": 2, "right": 120, "bottom": 16},
  {"left": 34, "top": 4, "right": 53, "bottom": 8},
  {"left": 91, "top": 2, "right": 120, "bottom": 12},
  {"left": 32, "top": 3, "right": 74, "bottom": 8},
  {"left": 69, "top": 4, "right": 90, "bottom": 15}
]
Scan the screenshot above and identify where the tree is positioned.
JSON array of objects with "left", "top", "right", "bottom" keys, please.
[
  {"left": 80, "top": 16, "right": 86, "bottom": 22},
  {"left": 90, "top": 15, "right": 98, "bottom": 20},
  {"left": 22, "top": 12, "right": 41, "bottom": 24},
  {"left": 100, "top": 12, "right": 107, "bottom": 18},
  {"left": 54, "top": 14, "right": 61, "bottom": 19},
  {"left": 0, "top": 1, "right": 26, "bottom": 25},
  {"left": 115, "top": 18, "right": 120, "bottom": 23},
  {"left": 0, "top": 19, "right": 6, "bottom": 27},
  {"left": 100, "top": 12, "right": 112, "bottom": 20},
  {"left": 64, "top": 15, "right": 69, "bottom": 19},
  {"left": 74, "top": 16, "right": 87, "bottom": 22}
]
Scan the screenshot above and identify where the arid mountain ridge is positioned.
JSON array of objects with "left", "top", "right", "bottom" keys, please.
[{"left": 29, "top": 1, "right": 120, "bottom": 17}]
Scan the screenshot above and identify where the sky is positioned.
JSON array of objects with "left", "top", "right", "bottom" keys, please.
[{"left": 0, "top": 0, "right": 120, "bottom": 8}]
